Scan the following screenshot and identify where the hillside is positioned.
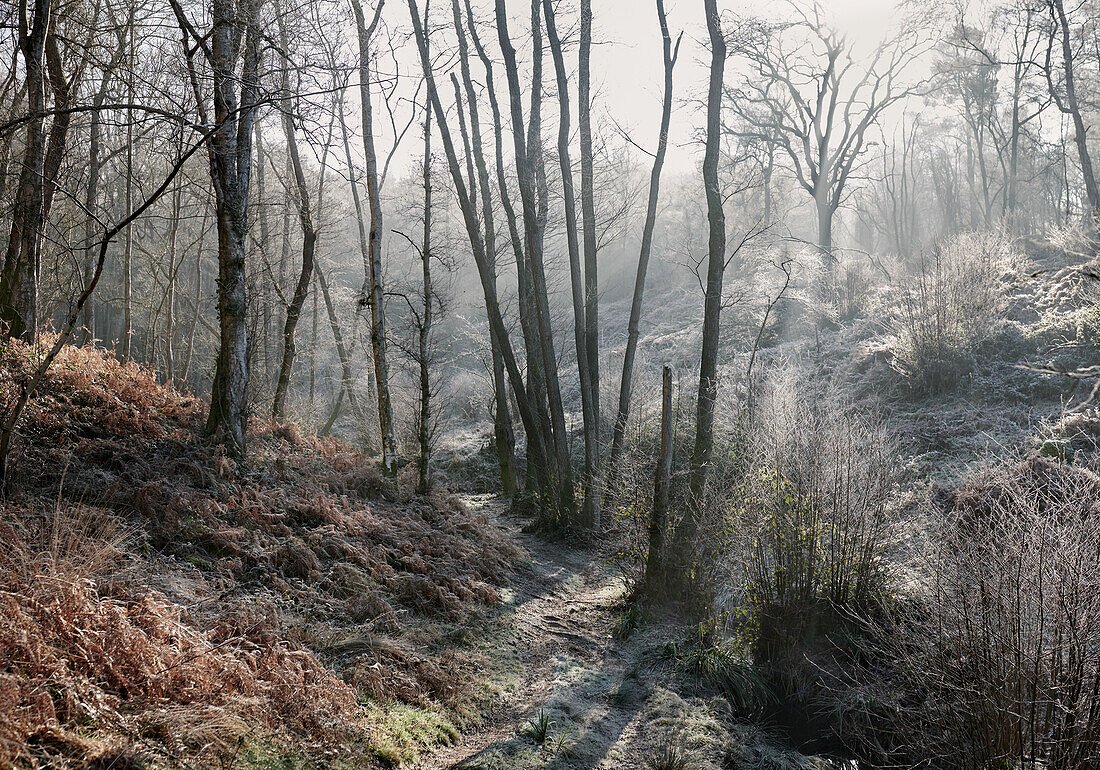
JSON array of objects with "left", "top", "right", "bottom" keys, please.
[
  {"left": 0, "top": 342, "right": 521, "bottom": 768},
  {"left": 2, "top": 236, "right": 1097, "bottom": 770}
]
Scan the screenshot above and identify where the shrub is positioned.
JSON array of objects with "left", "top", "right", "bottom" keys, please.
[
  {"left": 732, "top": 383, "right": 901, "bottom": 623},
  {"left": 904, "top": 457, "right": 1100, "bottom": 769},
  {"left": 840, "top": 457, "right": 1100, "bottom": 768},
  {"left": 651, "top": 734, "right": 690, "bottom": 770},
  {"left": 703, "top": 377, "right": 908, "bottom": 744},
  {"left": 891, "top": 229, "right": 1013, "bottom": 394}
]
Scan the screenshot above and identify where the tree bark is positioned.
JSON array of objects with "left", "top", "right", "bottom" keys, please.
[
  {"left": 121, "top": 32, "right": 134, "bottom": 362},
  {"left": 1048, "top": 0, "right": 1100, "bottom": 237},
  {"left": 314, "top": 260, "right": 371, "bottom": 443},
  {"left": 453, "top": 0, "right": 517, "bottom": 498},
  {"left": 254, "top": 121, "right": 274, "bottom": 386},
  {"left": 80, "top": 19, "right": 127, "bottom": 345},
  {"left": 0, "top": 0, "right": 51, "bottom": 341},
  {"left": 671, "top": 0, "right": 726, "bottom": 595},
  {"left": 579, "top": 0, "right": 599, "bottom": 428},
  {"left": 407, "top": 0, "right": 553, "bottom": 503},
  {"left": 495, "top": 0, "right": 575, "bottom": 518},
  {"left": 350, "top": 0, "right": 399, "bottom": 474},
  {"left": 335, "top": 83, "right": 377, "bottom": 434},
  {"left": 272, "top": 19, "right": 317, "bottom": 422},
  {"left": 417, "top": 99, "right": 433, "bottom": 493},
  {"left": 544, "top": 0, "right": 598, "bottom": 529},
  {"left": 164, "top": 175, "right": 183, "bottom": 381},
  {"left": 644, "top": 365, "right": 674, "bottom": 599},
  {"left": 201, "top": 0, "right": 263, "bottom": 460},
  {"left": 609, "top": 0, "right": 680, "bottom": 478}
]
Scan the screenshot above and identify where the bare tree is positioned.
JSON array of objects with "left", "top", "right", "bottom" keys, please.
[
  {"left": 725, "top": 1, "right": 926, "bottom": 268},
  {"left": 668, "top": 0, "right": 727, "bottom": 596},
  {"left": 495, "top": 0, "right": 576, "bottom": 520},
  {"left": 579, "top": 0, "right": 599, "bottom": 427},
  {"left": 271, "top": 10, "right": 316, "bottom": 421},
  {"left": 1, "top": 0, "right": 54, "bottom": 340},
  {"left": 171, "top": 0, "right": 265, "bottom": 459},
  {"left": 644, "top": 365, "right": 674, "bottom": 598},
  {"left": 350, "top": 0, "right": 399, "bottom": 475},
  {"left": 453, "top": 0, "right": 517, "bottom": 497},
  {"left": 543, "top": 0, "right": 598, "bottom": 528},
  {"left": 608, "top": 0, "right": 682, "bottom": 477},
  {"left": 1043, "top": 0, "right": 1100, "bottom": 239},
  {"left": 406, "top": 0, "right": 557, "bottom": 513}
]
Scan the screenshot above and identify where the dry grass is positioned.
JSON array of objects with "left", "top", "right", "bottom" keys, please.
[{"left": 0, "top": 341, "right": 521, "bottom": 767}]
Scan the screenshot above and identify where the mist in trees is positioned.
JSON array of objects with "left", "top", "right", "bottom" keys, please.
[{"left": 2, "top": 0, "right": 1100, "bottom": 761}]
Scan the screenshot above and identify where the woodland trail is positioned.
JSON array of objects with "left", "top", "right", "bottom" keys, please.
[{"left": 413, "top": 494, "right": 644, "bottom": 770}]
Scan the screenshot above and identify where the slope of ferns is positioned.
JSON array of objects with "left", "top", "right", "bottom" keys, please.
[{"left": 0, "top": 340, "right": 520, "bottom": 767}]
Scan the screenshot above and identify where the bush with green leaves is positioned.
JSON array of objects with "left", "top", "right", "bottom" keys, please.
[{"left": 732, "top": 384, "right": 901, "bottom": 620}]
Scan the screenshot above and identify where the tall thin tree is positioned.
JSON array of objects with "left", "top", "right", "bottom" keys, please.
[
  {"left": 544, "top": 0, "right": 598, "bottom": 528},
  {"left": 670, "top": 0, "right": 727, "bottom": 596},
  {"left": 350, "top": 0, "right": 399, "bottom": 474},
  {"left": 609, "top": 0, "right": 681, "bottom": 477},
  {"left": 271, "top": 13, "right": 317, "bottom": 421}
]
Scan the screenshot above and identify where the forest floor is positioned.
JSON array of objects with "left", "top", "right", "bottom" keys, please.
[
  {"left": 414, "top": 493, "right": 629, "bottom": 769},
  {"left": 413, "top": 496, "right": 836, "bottom": 770}
]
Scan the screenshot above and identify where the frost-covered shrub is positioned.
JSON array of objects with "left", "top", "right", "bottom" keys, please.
[
  {"left": 891, "top": 230, "right": 1014, "bottom": 394},
  {"left": 860, "top": 457, "right": 1100, "bottom": 770},
  {"left": 730, "top": 382, "right": 902, "bottom": 632}
]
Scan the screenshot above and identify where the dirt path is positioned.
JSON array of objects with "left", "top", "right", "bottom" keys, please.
[
  {"left": 413, "top": 495, "right": 638, "bottom": 770},
  {"left": 412, "top": 495, "right": 843, "bottom": 770}
]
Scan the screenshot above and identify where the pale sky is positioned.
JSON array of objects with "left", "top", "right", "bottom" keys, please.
[
  {"left": 369, "top": 0, "right": 914, "bottom": 178},
  {"left": 588, "top": 0, "right": 907, "bottom": 171}
]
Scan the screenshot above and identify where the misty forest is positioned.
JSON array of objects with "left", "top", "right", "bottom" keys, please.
[{"left": 2, "top": 0, "right": 1100, "bottom": 766}]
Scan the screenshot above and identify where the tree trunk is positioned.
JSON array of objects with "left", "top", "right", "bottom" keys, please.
[
  {"left": 315, "top": 260, "right": 371, "bottom": 442},
  {"left": 609, "top": 0, "right": 680, "bottom": 478},
  {"left": 1050, "top": 0, "right": 1100, "bottom": 238},
  {"left": 579, "top": 0, "right": 600, "bottom": 431},
  {"left": 254, "top": 122, "right": 274, "bottom": 386},
  {"left": 816, "top": 191, "right": 834, "bottom": 263},
  {"left": 644, "top": 365, "right": 674, "bottom": 599},
  {"left": 272, "top": 21, "right": 317, "bottom": 422},
  {"left": 544, "top": 0, "right": 597, "bottom": 529},
  {"left": 408, "top": 0, "right": 553, "bottom": 503},
  {"left": 670, "top": 0, "right": 726, "bottom": 599},
  {"left": 0, "top": 0, "right": 50, "bottom": 341},
  {"left": 335, "top": 84, "right": 376, "bottom": 427},
  {"left": 204, "top": 0, "right": 262, "bottom": 460},
  {"left": 417, "top": 100, "right": 433, "bottom": 493},
  {"left": 121, "top": 36, "right": 134, "bottom": 362},
  {"left": 165, "top": 176, "right": 183, "bottom": 381},
  {"left": 495, "top": 0, "right": 575, "bottom": 518},
  {"left": 180, "top": 211, "right": 206, "bottom": 385},
  {"left": 81, "top": 20, "right": 128, "bottom": 345},
  {"left": 454, "top": 0, "right": 517, "bottom": 497},
  {"left": 350, "top": 0, "right": 399, "bottom": 474}
]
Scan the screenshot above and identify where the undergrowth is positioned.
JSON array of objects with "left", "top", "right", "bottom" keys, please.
[{"left": 0, "top": 342, "right": 521, "bottom": 768}]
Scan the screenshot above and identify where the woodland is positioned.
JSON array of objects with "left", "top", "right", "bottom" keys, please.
[{"left": 1, "top": 0, "right": 1099, "bottom": 767}]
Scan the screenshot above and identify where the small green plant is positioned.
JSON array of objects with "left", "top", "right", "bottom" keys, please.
[
  {"left": 548, "top": 728, "right": 573, "bottom": 757},
  {"left": 612, "top": 602, "right": 643, "bottom": 639},
  {"left": 650, "top": 635, "right": 774, "bottom": 715},
  {"left": 524, "top": 709, "right": 553, "bottom": 744}
]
